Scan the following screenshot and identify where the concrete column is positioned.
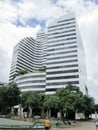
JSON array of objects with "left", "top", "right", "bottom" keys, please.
[
  {"left": 49, "top": 109, "right": 51, "bottom": 118},
  {"left": 95, "top": 111, "right": 97, "bottom": 120},
  {"left": 18, "top": 104, "right": 23, "bottom": 119},
  {"left": 57, "top": 112, "right": 61, "bottom": 118},
  {"left": 47, "top": 109, "right": 49, "bottom": 118},
  {"left": 29, "top": 107, "right": 32, "bottom": 118},
  {"left": 41, "top": 107, "right": 45, "bottom": 118}
]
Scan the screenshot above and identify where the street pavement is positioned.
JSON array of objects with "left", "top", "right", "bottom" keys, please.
[
  {"left": 0, "top": 118, "right": 32, "bottom": 125},
  {"left": 53, "top": 121, "right": 96, "bottom": 130},
  {"left": 0, "top": 118, "right": 97, "bottom": 130}
]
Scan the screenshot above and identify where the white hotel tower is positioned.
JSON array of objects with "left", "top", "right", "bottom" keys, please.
[
  {"left": 9, "top": 37, "right": 45, "bottom": 81},
  {"left": 9, "top": 37, "right": 46, "bottom": 92},
  {"left": 46, "top": 13, "right": 87, "bottom": 94},
  {"left": 9, "top": 13, "right": 87, "bottom": 94}
]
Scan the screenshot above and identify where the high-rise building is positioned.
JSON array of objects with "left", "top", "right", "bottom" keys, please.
[
  {"left": 46, "top": 13, "right": 87, "bottom": 94},
  {"left": 9, "top": 13, "right": 87, "bottom": 94},
  {"left": 36, "top": 32, "right": 47, "bottom": 67},
  {"left": 9, "top": 37, "right": 45, "bottom": 81}
]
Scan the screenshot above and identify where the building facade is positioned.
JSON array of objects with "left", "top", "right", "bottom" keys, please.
[
  {"left": 46, "top": 13, "right": 87, "bottom": 94},
  {"left": 9, "top": 37, "right": 45, "bottom": 81},
  {"left": 14, "top": 72, "right": 46, "bottom": 93},
  {"left": 9, "top": 13, "right": 87, "bottom": 94}
]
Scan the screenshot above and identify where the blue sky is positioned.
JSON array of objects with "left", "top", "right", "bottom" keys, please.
[
  {"left": 14, "top": 18, "right": 46, "bottom": 29},
  {"left": 95, "top": 0, "right": 98, "bottom": 4},
  {"left": 0, "top": 0, "right": 98, "bottom": 103}
]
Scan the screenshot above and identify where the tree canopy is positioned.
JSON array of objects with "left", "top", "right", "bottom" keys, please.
[
  {"left": 43, "top": 85, "right": 95, "bottom": 119},
  {"left": 55, "top": 85, "right": 85, "bottom": 119},
  {"left": 7, "top": 82, "right": 21, "bottom": 111},
  {"left": 21, "top": 91, "right": 41, "bottom": 110},
  {"left": 0, "top": 83, "right": 95, "bottom": 120},
  {"left": 0, "top": 82, "right": 21, "bottom": 115}
]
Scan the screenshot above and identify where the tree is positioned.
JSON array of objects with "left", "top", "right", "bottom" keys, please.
[
  {"left": 94, "top": 104, "right": 98, "bottom": 113},
  {"left": 7, "top": 82, "right": 21, "bottom": 114},
  {"left": 55, "top": 85, "right": 85, "bottom": 120},
  {"left": 43, "top": 94, "right": 60, "bottom": 118},
  {"left": 42, "top": 85, "right": 85, "bottom": 120},
  {"left": 65, "top": 84, "right": 80, "bottom": 92},
  {"left": 0, "top": 87, "right": 8, "bottom": 114},
  {"left": 83, "top": 95, "right": 95, "bottom": 119},
  {"left": 21, "top": 91, "right": 41, "bottom": 115},
  {"left": 44, "top": 94, "right": 60, "bottom": 109},
  {"left": 0, "top": 82, "right": 21, "bottom": 115}
]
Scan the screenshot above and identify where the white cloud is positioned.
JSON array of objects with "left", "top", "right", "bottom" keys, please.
[
  {"left": 76, "top": 3, "right": 98, "bottom": 103},
  {"left": 0, "top": 0, "right": 98, "bottom": 103},
  {"left": 0, "top": 0, "right": 18, "bottom": 23},
  {"left": 0, "top": 22, "right": 41, "bottom": 55},
  {"left": 0, "top": 22, "right": 41, "bottom": 82}
]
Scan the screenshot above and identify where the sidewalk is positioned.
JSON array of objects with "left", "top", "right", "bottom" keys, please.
[{"left": 52, "top": 121, "right": 96, "bottom": 130}]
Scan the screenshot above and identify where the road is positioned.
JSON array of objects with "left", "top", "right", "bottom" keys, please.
[
  {"left": 0, "top": 118, "right": 97, "bottom": 130},
  {"left": 0, "top": 118, "right": 32, "bottom": 125},
  {"left": 53, "top": 121, "right": 96, "bottom": 130}
]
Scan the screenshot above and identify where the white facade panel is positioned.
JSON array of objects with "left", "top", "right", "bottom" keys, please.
[
  {"left": 46, "top": 67, "right": 78, "bottom": 72},
  {"left": 46, "top": 13, "right": 87, "bottom": 94},
  {"left": 9, "top": 37, "right": 46, "bottom": 81},
  {"left": 15, "top": 72, "right": 46, "bottom": 93}
]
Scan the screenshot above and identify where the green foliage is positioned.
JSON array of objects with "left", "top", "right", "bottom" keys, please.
[
  {"left": 12, "top": 69, "right": 28, "bottom": 79},
  {"left": 40, "top": 94, "right": 45, "bottom": 106},
  {"left": 0, "top": 82, "right": 21, "bottom": 115},
  {"left": 83, "top": 95, "right": 95, "bottom": 118},
  {"left": 55, "top": 86, "right": 84, "bottom": 113},
  {"left": 43, "top": 94, "right": 60, "bottom": 110},
  {"left": 20, "top": 84, "right": 95, "bottom": 120},
  {"left": 42, "top": 85, "right": 95, "bottom": 119},
  {"left": 38, "top": 66, "right": 46, "bottom": 72},
  {"left": 49, "top": 95, "right": 60, "bottom": 109},
  {"left": 65, "top": 84, "right": 80, "bottom": 92},
  {"left": 17, "top": 69, "right": 28, "bottom": 75},
  {"left": 7, "top": 82, "right": 21, "bottom": 112},
  {"left": 0, "top": 87, "right": 8, "bottom": 114},
  {"left": 94, "top": 104, "right": 98, "bottom": 113},
  {"left": 21, "top": 91, "right": 41, "bottom": 109},
  {"left": 43, "top": 95, "right": 51, "bottom": 109}
]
